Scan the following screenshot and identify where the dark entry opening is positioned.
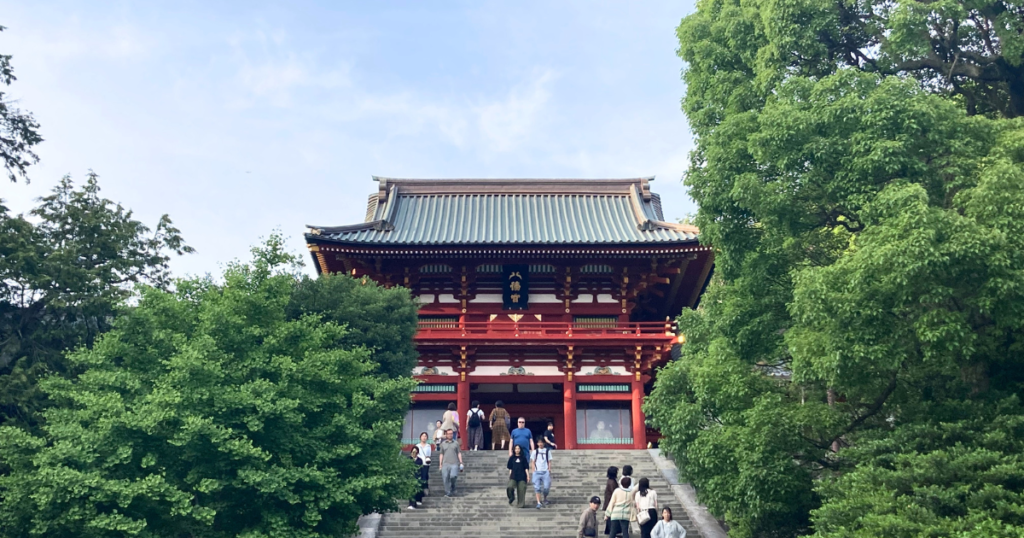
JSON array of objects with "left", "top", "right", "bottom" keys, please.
[{"left": 523, "top": 417, "right": 554, "bottom": 443}]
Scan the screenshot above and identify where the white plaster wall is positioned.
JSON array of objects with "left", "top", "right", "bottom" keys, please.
[
  {"left": 437, "top": 294, "right": 460, "bottom": 303},
  {"left": 414, "top": 365, "right": 456, "bottom": 376},
  {"left": 578, "top": 365, "right": 629, "bottom": 376},
  {"left": 470, "top": 365, "right": 563, "bottom": 376}
]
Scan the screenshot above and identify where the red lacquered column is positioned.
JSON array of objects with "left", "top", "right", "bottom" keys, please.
[
  {"left": 563, "top": 377, "right": 577, "bottom": 450},
  {"left": 631, "top": 379, "right": 646, "bottom": 449},
  {"left": 457, "top": 377, "right": 470, "bottom": 450}
]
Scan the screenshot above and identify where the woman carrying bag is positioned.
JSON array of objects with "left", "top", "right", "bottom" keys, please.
[{"left": 633, "top": 477, "right": 658, "bottom": 538}]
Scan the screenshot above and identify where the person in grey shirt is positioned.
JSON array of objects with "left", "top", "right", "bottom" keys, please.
[{"left": 438, "top": 429, "right": 464, "bottom": 497}]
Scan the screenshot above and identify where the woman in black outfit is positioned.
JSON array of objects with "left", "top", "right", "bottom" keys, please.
[
  {"left": 603, "top": 466, "right": 619, "bottom": 535},
  {"left": 506, "top": 444, "right": 531, "bottom": 508},
  {"left": 408, "top": 446, "right": 428, "bottom": 509}
]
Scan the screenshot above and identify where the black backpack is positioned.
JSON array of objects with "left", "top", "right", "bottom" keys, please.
[{"left": 468, "top": 409, "right": 482, "bottom": 428}]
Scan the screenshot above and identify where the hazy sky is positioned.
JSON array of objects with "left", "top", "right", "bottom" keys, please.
[{"left": 1, "top": 1, "right": 697, "bottom": 277}]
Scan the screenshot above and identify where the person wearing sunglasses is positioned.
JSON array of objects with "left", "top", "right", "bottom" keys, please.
[{"left": 509, "top": 417, "right": 535, "bottom": 464}]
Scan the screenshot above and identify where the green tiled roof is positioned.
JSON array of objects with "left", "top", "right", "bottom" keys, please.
[{"left": 307, "top": 178, "right": 698, "bottom": 246}]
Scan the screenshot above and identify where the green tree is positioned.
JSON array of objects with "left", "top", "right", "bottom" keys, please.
[
  {"left": 645, "top": 0, "right": 1024, "bottom": 535},
  {"left": 0, "top": 173, "right": 191, "bottom": 427},
  {"left": 0, "top": 25, "right": 43, "bottom": 182},
  {"left": 288, "top": 273, "right": 419, "bottom": 379},
  {"left": 0, "top": 236, "right": 419, "bottom": 537}
]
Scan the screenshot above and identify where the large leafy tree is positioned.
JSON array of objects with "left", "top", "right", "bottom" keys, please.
[
  {"left": 0, "top": 25, "right": 43, "bottom": 182},
  {"left": 0, "top": 237, "right": 419, "bottom": 537},
  {"left": 0, "top": 173, "right": 191, "bottom": 427},
  {"left": 288, "top": 273, "right": 419, "bottom": 379},
  {"left": 645, "top": 0, "right": 1024, "bottom": 536}
]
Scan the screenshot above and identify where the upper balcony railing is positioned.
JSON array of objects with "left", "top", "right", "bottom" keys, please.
[{"left": 414, "top": 320, "right": 679, "bottom": 342}]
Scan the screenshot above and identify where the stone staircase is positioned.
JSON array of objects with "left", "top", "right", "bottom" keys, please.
[{"left": 378, "top": 449, "right": 702, "bottom": 538}]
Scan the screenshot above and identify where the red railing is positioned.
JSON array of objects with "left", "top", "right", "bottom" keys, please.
[{"left": 414, "top": 320, "right": 678, "bottom": 341}]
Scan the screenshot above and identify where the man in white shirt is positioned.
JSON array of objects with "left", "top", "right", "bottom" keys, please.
[{"left": 531, "top": 437, "right": 553, "bottom": 508}]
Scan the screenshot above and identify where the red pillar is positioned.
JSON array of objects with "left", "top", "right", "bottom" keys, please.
[
  {"left": 563, "top": 378, "right": 577, "bottom": 450},
  {"left": 457, "top": 377, "right": 470, "bottom": 450},
  {"left": 631, "top": 379, "right": 646, "bottom": 449}
]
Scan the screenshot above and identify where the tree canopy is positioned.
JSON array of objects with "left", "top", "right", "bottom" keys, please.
[
  {"left": 645, "top": 0, "right": 1024, "bottom": 536},
  {"left": 0, "top": 237, "right": 420, "bottom": 537},
  {"left": 0, "top": 25, "right": 43, "bottom": 183},
  {"left": 0, "top": 173, "right": 192, "bottom": 428},
  {"left": 287, "top": 273, "right": 419, "bottom": 379}
]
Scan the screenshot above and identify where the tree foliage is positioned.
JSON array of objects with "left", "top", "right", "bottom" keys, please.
[
  {"left": 0, "top": 237, "right": 419, "bottom": 537},
  {"left": 645, "top": 0, "right": 1024, "bottom": 535},
  {"left": 0, "top": 173, "right": 192, "bottom": 427},
  {"left": 0, "top": 25, "right": 43, "bottom": 183},
  {"left": 288, "top": 273, "right": 419, "bottom": 379}
]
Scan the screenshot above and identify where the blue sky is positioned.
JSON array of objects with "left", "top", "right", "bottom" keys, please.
[{"left": 1, "top": 1, "right": 697, "bottom": 277}]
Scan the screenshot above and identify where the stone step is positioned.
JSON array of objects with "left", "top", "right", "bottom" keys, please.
[{"left": 378, "top": 449, "right": 703, "bottom": 538}]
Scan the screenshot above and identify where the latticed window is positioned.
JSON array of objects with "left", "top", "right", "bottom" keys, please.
[
  {"left": 419, "top": 316, "right": 459, "bottom": 328},
  {"left": 580, "top": 264, "right": 613, "bottom": 274},
  {"left": 573, "top": 316, "right": 619, "bottom": 329},
  {"left": 476, "top": 264, "right": 501, "bottom": 273},
  {"left": 529, "top": 264, "right": 555, "bottom": 274},
  {"left": 577, "top": 384, "right": 631, "bottom": 393},
  {"left": 576, "top": 403, "right": 633, "bottom": 445},
  {"left": 402, "top": 404, "right": 448, "bottom": 445},
  {"left": 419, "top": 264, "right": 451, "bottom": 274}
]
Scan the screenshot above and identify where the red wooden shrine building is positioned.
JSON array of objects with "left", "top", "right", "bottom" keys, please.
[{"left": 305, "top": 177, "right": 713, "bottom": 450}]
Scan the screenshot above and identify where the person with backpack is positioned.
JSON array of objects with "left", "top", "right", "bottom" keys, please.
[
  {"left": 634, "top": 477, "right": 659, "bottom": 538},
  {"left": 578, "top": 496, "right": 601, "bottom": 538},
  {"left": 466, "top": 400, "right": 486, "bottom": 451},
  {"left": 531, "top": 436, "right": 553, "bottom": 508},
  {"left": 489, "top": 400, "right": 511, "bottom": 450}
]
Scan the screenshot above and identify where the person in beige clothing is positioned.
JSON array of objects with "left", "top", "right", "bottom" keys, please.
[
  {"left": 440, "top": 402, "right": 459, "bottom": 440},
  {"left": 605, "top": 476, "right": 633, "bottom": 538}
]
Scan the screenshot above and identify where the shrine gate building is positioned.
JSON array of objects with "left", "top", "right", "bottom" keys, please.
[{"left": 304, "top": 177, "right": 713, "bottom": 450}]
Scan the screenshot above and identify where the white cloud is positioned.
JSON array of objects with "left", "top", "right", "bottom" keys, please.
[
  {"left": 475, "top": 69, "right": 555, "bottom": 151},
  {"left": 225, "top": 31, "right": 352, "bottom": 109}
]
